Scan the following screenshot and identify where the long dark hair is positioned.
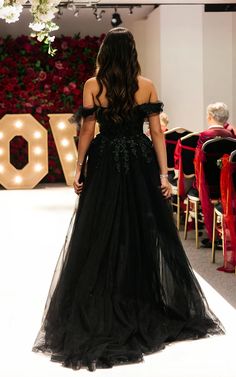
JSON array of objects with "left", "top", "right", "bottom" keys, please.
[{"left": 96, "top": 27, "right": 141, "bottom": 123}]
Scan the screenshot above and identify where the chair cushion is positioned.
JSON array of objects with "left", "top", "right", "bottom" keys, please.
[
  {"left": 187, "top": 187, "right": 200, "bottom": 201},
  {"left": 187, "top": 187, "right": 199, "bottom": 197},
  {"left": 169, "top": 177, "right": 178, "bottom": 186},
  {"left": 215, "top": 202, "right": 223, "bottom": 213}
]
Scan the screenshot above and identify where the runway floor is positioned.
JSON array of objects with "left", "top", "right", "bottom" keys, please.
[{"left": 0, "top": 184, "right": 235, "bottom": 377}]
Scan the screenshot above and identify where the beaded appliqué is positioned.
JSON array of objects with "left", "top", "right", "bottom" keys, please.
[
  {"left": 91, "top": 134, "right": 155, "bottom": 173},
  {"left": 73, "top": 102, "right": 164, "bottom": 173}
]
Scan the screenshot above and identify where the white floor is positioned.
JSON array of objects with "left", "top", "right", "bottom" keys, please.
[{"left": 0, "top": 184, "right": 235, "bottom": 377}]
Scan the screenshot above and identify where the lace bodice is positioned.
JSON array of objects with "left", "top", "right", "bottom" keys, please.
[
  {"left": 72, "top": 102, "right": 164, "bottom": 173},
  {"left": 72, "top": 101, "right": 164, "bottom": 137}
]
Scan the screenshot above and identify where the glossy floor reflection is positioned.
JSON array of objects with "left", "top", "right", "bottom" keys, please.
[{"left": 0, "top": 184, "right": 235, "bottom": 377}]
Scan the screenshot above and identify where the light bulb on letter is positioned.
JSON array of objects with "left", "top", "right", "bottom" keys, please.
[
  {"left": 14, "top": 175, "right": 23, "bottom": 184},
  {"left": 66, "top": 153, "right": 74, "bottom": 162},
  {"left": 34, "top": 146, "right": 42, "bottom": 155},
  {"left": 34, "top": 163, "right": 43, "bottom": 172},
  {"left": 58, "top": 122, "right": 66, "bottom": 130},
  {"left": 34, "top": 131, "right": 42, "bottom": 139},
  {"left": 15, "top": 120, "right": 23, "bottom": 129},
  {"left": 61, "top": 138, "right": 69, "bottom": 147}
]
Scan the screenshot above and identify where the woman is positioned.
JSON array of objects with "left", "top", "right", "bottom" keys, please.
[
  {"left": 160, "top": 112, "right": 169, "bottom": 132},
  {"left": 32, "top": 28, "right": 224, "bottom": 372}
]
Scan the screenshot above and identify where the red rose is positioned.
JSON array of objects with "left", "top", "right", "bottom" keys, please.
[
  {"left": 26, "top": 67, "right": 36, "bottom": 79},
  {"left": 27, "top": 82, "right": 35, "bottom": 92},
  {"left": 55, "top": 61, "right": 63, "bottom": 70},
  {"left": 68, "top": 82, "right": 76, "bottom": 90},
  {"left": 36, "top": 106, "right": 42, "bottom": 114},
  {"left": 63, "top": 86, "right": 70, "bottom": 94},
  {"left": 52, "top": 75, "right": 62, "bottom": 83},
  {"left": 48, "top": 175, "right": 56, "bottom": 183},
  {"left": 61, "top": 41, "right": 68, "bottom": 50},
  {"left": 6, "top": 83, "right": 14, "bottom": 91},
  {"left": 79, "top": 64, "right": 86, "bottom": 72},
  {"left": 38, "top": 71, "right": 47, "bottom": 81},
  {"left": 23, "top": 43, "right": 32, "bottom": 53},
  {"left": 73, "top": 88, "right": 81, "bottom": 96},
  {"left": 19, "top": 90, "right": 28, "bottom": 98},
  {"left": 10, "top": 77, "right": 18, "bottom": 85},
  {"left": 50, "top": 159, "right": 57, "bottom": 167},
  {"left": 78, "top": 39, "right": 86, "bottom": 48}
]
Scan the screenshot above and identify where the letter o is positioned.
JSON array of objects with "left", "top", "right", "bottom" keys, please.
[{"left": 0, "top": 114, "right": 48, "bottom": 189}]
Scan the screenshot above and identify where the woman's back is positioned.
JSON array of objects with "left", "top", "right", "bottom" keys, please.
[
  {"left": 84, "top": 75, "right": 157, "bottom": 109},
  {"left": 32, "top": 27, "right": 224, "bottom": 372}
]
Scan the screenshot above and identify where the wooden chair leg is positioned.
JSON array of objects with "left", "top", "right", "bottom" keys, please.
[
  {"left": 176, "top": 195, "right": 180, "bottom": 231},
  {"left": 194, "top": 201, "right": 199, "bottom": 249},
  {"left": 221, "top": 215, "right": 224, "bottom": 262},
  {"left": 211, "top": 208, "right": 217, "bottom": 263},
  {"left": 184, "top": 197, "right": 189, "bottom": 240}
]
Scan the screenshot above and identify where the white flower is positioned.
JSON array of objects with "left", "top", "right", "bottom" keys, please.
[
  {"left": 29, "top": 21, "right": 45, "bottom": 32},
  {"left": 39, "top": 9, "right": 57, "bottom": 22},
  {"left": 0, "top": 4, "right": 23, "bottom": 23},
  {"left": 1, "top": 0, "right": 60, "bottom": 55},
  {"left": 48, "top": 35, "right": 55, "bottom": 42}
]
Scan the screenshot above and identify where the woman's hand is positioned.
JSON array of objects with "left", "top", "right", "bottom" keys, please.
[
  {"left": 73, "top": 171, "right": 83, "bottom": 195},
  {"left": 160, "top": 176, "right": 172, "bottom": 198}
]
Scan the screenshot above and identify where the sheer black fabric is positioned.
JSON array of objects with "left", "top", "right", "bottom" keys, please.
[{"left": 32, "top": 102, "right": 224, "bottom": 371}]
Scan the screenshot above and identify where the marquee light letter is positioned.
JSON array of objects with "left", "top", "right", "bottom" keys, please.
[
  {"left": 49, "top": 114, "right": 77, "bottom": 186},
  {"left": 0, "top": 114, "right": 48, "bottom": 189}
]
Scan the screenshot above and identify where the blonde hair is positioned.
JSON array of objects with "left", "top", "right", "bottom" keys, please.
[
  {"left": 207, "top": 102, "right": 229, "bottom": 125},
  {"left": 160, "top": 112, "right": 169, "bottom": 127}
]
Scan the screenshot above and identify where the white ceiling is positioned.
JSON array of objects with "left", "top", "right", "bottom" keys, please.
[
  {"left": 1, "top": 1, "right": 236, "bottom": 38},
  {"left": 99, "top": 0, "right": 236, "bottom": 4}
]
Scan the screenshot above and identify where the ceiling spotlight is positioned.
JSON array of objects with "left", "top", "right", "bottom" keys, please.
[
  {"left": 96, "top": 10, "right": 105, "bottom": 21},
  {"left": 129, "top": 6, "right": 133, "bottom": 15},
  {"left": 111, "top": 11, "right": 122, "bottom": 27},
  {"left": 74, "top": 8, "right": 79, "bottom": 17},
  {"left": 67, "top": 1, "right": 76, "bottom": 12},
  {"left": 93, "top": 5, "right": 105, "bottom": 22},
  {"left": 56, "top": 6, "right": 63, "bottom": 19}
]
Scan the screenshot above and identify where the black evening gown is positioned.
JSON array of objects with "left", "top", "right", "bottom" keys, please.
[{"left": 32, "top": 102, "right": 224, "bottom": 370}]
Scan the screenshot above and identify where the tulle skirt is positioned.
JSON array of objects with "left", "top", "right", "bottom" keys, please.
[{"left": 32, "top": 134, "right": 224, "bottom": 370}]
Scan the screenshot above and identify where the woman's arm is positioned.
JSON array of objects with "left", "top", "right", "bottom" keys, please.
[
  {"left": 73, "top": 79, "right": 96, "bottom": 195},
  {"left": 148, "top": 82, "right": 171, "bottom": 198}
]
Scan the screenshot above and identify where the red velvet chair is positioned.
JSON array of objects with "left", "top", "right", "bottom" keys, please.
[
  {"left": 212, "top": 150, "right": 236, "bottom": 273},
  {"left": 185, "top": 137, "right": 236, "bottom": 248}
]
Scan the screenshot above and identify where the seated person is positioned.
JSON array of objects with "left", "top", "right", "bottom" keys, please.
[
  {"left": 144, "top": 112, "right": 169, "bottom": 138},
  {"left": 196, "top": 102, "right": 233, "bottom": 149},
  {"left": 224, "top": 122, "right": 236, "bottom": 137},
  {"left": 193, "top": 102, "right": 235, "bottom": 247},
  {"left": 160, "top": 112, "right": 169, "bottom": 132}
]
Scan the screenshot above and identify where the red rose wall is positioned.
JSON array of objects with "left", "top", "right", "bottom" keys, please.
[{"left": 0, "top": 34, "right": 103, "bottom": 187}]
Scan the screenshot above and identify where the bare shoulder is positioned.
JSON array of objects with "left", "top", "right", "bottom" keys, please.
[
  {"left": 137, "top": 75, "right": 158, "bottom": 102},
  {"left": 137, "top": 76, "right": 154, "bottom": 89},
  {"left": 84, "top": 77, "right": 98, "bottom": 90}
]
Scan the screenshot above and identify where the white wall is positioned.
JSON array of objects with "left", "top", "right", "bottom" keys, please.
[
  {"left": 133, "top": 5, "right": 236, "bottom": 132},
  {"left": 159, "top": 5, "right": 204, "bottom": 131},
  {"left": 133, "top": 5, "right": 204, "bottom": 131},
  {"left": 232, "top": 13, "right": 236, "bottom": 125},
  {"left": 203, "top": 12, "right": 233, "bottom": 128},
  {"left": 129, "top": 20, "right": 147, "bottom": 80}
]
